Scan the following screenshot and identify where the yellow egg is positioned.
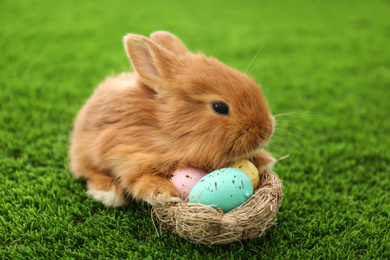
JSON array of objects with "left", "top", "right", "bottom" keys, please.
[{"left": 229, "top": 160, "right": 259, "bottom": 191}]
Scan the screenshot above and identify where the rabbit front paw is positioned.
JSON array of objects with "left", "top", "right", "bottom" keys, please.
[
  {"left": 145, "top": 194, "right": 183, "bottom": 206},
  {"left": 129, "top": 174, "right": 181, "bottom": 205},
  {"left": 252, "top": 150, "right": 277, "bottom": 173}
]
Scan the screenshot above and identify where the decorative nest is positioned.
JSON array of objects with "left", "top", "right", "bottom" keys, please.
[{"left": 152, "top": 170, "right": 284, "bottom": 245}]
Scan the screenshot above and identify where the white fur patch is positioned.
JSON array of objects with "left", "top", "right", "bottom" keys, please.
[
  {"left": 86, "top": 190, "right": 128, "bottom": 208},
  {"left": 114, "top": 72, "right": 137, "bottom": 89}
]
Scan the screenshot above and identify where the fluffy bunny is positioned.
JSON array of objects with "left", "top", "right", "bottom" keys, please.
[{"left": 69, "top": 31, "right": 276, "bottom": 207}]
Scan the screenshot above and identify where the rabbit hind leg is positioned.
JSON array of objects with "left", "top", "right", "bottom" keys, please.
[{"left": 83, "top": 170, "right": 128, "bottom": 208}]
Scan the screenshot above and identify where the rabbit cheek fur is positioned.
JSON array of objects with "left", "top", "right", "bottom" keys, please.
[{"left": 69, "top": 31, "right": 276, "bottom": 207}]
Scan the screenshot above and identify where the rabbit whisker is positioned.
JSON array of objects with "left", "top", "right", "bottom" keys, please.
[{"left": 245, "top": 44, "right": 266, "bottom": 74}]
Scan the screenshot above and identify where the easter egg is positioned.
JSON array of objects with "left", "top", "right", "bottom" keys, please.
[
  {"left": 170, "top": 168, "right": 207, "bottom": 200},
  {"left": 229, "top": 159, "right": 259, "bottom": 191},
  {"left": 188, "top": 168, "right": 253, "bottom": 212}
]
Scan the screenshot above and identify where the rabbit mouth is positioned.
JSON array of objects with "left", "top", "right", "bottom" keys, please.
[
  {"left": 227, "top": 130, "right": 262, "bottom": 159},
  {"left": 229, "top": 124, "right": 274, "bottom": 158}
]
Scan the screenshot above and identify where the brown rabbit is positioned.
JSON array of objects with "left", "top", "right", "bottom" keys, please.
[{"left": 69, "top": 31, "right": 276, "bottom": 207}]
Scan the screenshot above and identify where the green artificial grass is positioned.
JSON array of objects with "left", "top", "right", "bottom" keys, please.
[{"left": 1, "top": 0, "right": 389, "bottom": 258}]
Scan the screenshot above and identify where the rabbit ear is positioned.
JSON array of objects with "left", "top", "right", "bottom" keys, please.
[
  {"left": 150, "top": 31, "right": 189, "bottom": 55},
  {"left": 124, "top": 34, "right": 175, "bottom": 93}
]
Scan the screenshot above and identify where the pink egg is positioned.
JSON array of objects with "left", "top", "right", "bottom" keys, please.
[{"left": 170, "top": 168, "right": 207, "bottom": 200}]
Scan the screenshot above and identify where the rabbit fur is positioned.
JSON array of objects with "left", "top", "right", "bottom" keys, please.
[{"left": 69, "top": 31, "right": 276, "bottom": 207}]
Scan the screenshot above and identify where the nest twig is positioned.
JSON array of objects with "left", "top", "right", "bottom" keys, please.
[{"left": 152, "top": 170, "right": 284, "bottom": 245}]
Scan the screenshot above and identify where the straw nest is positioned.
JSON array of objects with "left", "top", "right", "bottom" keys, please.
[{"left": 152, "top": 170, "right": 284, "bottom": 245}]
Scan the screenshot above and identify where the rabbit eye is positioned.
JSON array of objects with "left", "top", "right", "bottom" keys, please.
[{"left": 212, "top": 102, "right": 230, "bottom": 115}]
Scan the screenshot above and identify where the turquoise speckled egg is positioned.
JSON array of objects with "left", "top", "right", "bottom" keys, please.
[{"left": 188, "top": 168, "right": 253, "bottom": 212}]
